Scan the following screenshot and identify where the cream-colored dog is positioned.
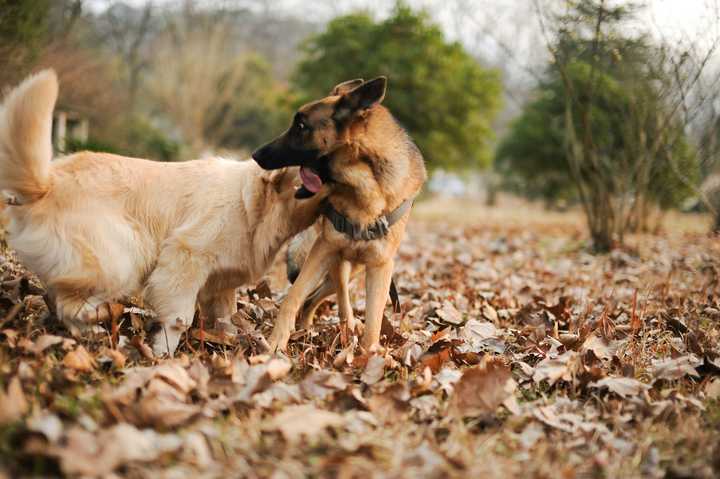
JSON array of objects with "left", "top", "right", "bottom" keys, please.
[{"left": 0, "top": 70, "right": 326, "bottom": 355}]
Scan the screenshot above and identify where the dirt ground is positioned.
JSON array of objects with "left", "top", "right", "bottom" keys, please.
[{"left": 0, "top": 196, "right": 718, "bottom": 478}]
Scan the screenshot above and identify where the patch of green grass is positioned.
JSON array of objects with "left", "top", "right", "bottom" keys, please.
[{"left": 53, "top": 390, "right": 104, "bottom": 420}]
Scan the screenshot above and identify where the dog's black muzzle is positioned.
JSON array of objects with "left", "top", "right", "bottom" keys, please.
[{"left": 251, "top": 140, "right": 320, "bottom": 171}]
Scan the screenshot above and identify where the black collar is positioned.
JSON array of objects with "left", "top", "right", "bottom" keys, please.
[{"left": 322, "top": 198, "right": 414, "bottom": 241}]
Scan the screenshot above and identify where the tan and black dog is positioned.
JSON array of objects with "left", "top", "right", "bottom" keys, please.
[{"left": 253, "top": 77, "right": 427, "bottom": 351}]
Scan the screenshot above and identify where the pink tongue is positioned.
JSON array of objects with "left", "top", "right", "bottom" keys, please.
[{"left": 299, "top": 167, "right": 322, "bottom": 193}]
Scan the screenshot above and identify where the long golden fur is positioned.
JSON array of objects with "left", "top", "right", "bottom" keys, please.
[
  {"left": 0, "top": 70, "right": 326, "bottom": 355},
  {"left": 253, "top": 77, "right": 427, "bottom": 351}
]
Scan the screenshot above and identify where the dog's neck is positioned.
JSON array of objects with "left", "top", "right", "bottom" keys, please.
[
  {"left": 249, "top": 174, "right": 325, "bottom": 280},
  {"left": 327, "top": 107, "right": 426, "bottom": 226}
]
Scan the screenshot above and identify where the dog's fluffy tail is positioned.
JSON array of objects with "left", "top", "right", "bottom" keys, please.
[{"left": 0, "top": 70, "right": 58, "bottom": 203}]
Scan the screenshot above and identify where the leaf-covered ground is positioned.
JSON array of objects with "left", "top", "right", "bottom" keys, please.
[{"left": 0, "top": 198, "right": 719, "bottom": 478}]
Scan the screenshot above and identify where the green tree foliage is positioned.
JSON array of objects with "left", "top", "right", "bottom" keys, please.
[
  {"left": 498, "top": 0, "right": 701, "bottom": 247},
  {"left": 0, "top": 0, "right": 49, "bottom": 47},
  {"left": 0, "top": 0, "right": 50, "bottom": 85},
  {"left": 209, "top": 56, "right": 295, "bottom": 154},
  {"left": 293, "top": 5, "right": 502, "bottom": 170},
  {"left": 497, "top": 61, "right": 698, "bottom": 209}
]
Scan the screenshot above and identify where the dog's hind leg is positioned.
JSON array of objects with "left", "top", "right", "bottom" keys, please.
[
  {"left": 145, "top": 243, "right": 213, "bottom": 357},
  {"left": 298, "top": 262, "right": 361, "bottom": 331},
  {"left": 297, "top": 278, "right": 334, "bottom": 330},
  {"left": 361, "top": 259, "right": 394, "bottom": 352},
  {"left": 198, "top": 287, "right": 237, "bottom": 327}
]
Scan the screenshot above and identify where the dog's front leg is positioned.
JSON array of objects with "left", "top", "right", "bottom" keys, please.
[
  {"left": 269, "top": 239, "right": 337, "bottom": 352},
  {"left": 361, "top": 259, "right": 394, "bottom": 351},
  {"left": 145, "top": 244, "right": 213, "bottom": 357}
]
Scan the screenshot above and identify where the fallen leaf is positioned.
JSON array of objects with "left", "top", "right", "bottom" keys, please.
[
  {"left": 581, "top": 333, "right": 623, "bottom": 360},
  {"left": 30, "top": 334, "right": 64, "bottom": 355},
  {"left": 0, "top": 376, "right": 28, "bottom": 423},
  {"left": 361, "top": 354, "right": 386, "bottom": 385},
  {"left": 49, "top": 423, "right": 183, "bottom": 476},
  {"left": 651, "top": 355, "right": 701, "bottom": 381},
  {"left": 482, "top": 304, "right": 499, "bottom": 322},
  {"left": 434, "top": 366, "right": 463, "bottom": 395},
  {"left": 532, "top": 351, "right": 578, "bottom": 386},
  {"left": 459, "top": 319, "right": 505, "bottom": 353},
  {"left": 27, "top": 413, "right": 63, "bottom": 443},
  {"left": 266, "top": 357, "right": 292, "bottom": 380},
  {"left": 139, "top": 390, "right": 201, "bottom": 428},
  {"left": 450, "top": 356, "right": 516, "bottom": 417},
  {"left": 265, "top": 405, "right": 344, "bottom": 442},
  {"left": 300, "top": 371, "right": 350, "bottom": 400},
  {"left": 368, "top": 383, "right": 411, "bottom": 424},
  {"left": 435, "top": 301, "right": 464, "bottom": 325},
  {"left": 101, "top": 348, "right": 127, "bottom": 368},
  {"left": 63, "top": 346, "right": 96, "bottom": 372},
  {"left": 706, "top": 378, "right": 720, "bottom": 400},
  {"left": 589, "top": 377, "right": 650, "bottom": 398}
]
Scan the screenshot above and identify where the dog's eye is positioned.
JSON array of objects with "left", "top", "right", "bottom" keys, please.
[{"left": 297, "top": 121, "right": 306, "bottom": 131}]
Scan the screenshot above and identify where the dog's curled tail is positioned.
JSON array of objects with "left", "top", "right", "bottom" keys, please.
[{"left": 0, "top": 69, "right": 58, "bottom": 203}]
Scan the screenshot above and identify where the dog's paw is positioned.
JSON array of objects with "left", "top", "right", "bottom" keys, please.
[
  {"left": 151, "top": 325, "right": 183, "bottom": 357},
  {"left": 57, "top": 295, "right": 113, "bottom": 335}
]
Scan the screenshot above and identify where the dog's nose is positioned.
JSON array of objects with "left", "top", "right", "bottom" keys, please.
[{"left": 251, "top": 144, "right": 272, "bottom": 169}]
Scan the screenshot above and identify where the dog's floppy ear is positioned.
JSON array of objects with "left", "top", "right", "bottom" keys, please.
[
  {"left": 330, "top": 78, "right": 364, "bottom": 96},
  {"left": 264, "top": 168, "right": 291, "bottom": 192},
  {"left": 333, "top": 76, "right": 387, "bottom": 122}
]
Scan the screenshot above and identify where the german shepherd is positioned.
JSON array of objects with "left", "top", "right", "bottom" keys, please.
[
  {"left": 253, "top": 77, "right": 427, "bottom": 351},
  {"left": 0, "top": 70, "right": 328, "bottom": 356}
]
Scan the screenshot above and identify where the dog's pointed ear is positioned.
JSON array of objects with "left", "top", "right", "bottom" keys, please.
[
  {"left": 330, "top": 78, "right": 364, "bottom": 96},
  {"left": 333, "top": 76, "right": 387, "bottom": 122}
]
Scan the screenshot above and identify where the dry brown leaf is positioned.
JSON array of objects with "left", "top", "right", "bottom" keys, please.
[
  {"left": 300, "top": 371, "right": 350, "bottom": 400},
  {"left": 450, "top": 357, "right": 516, "bottom": 417},
  {"left": 532, "top": 351, "right": 578, "bottom": 386},
  {"left": 482, "top": 304, "right": 499, "bottom": 322},
  {"left": 368, "top": 383, "right": 411, "bottom": 424},
  {"left": 102, "top": 348, "right": 127, "bottom": 368},
  {"left": 266, "top": 357, "right": 292, "bottom": 380},
  {"left": 153, "top": 363, "right": 197, "bottom": 394},
  {"left": 361, "top": 354, "right": 386, "bottom": 385},
  {"left": 0, "top": 376, "right": 28, "bottom": 423},
  {"left": 706, "top": 378, "right": 720, "bottom": 400},
  {"left": 266, "top": 405, "right": 344, "bottom": 442},
  {"left": 589, "top": 377, "right": 650, "bottom": 398},
  {"left": 139, "top": 392, "right": 201, "bottom": 428},
  {"left": 435, "top": 301, "right": 464, "bottom": 325},
  {"left": 49, "top": 423, "right": 183, "bottom": 476},
  {"left": 30, "top": 334, "right": 64, "bottom": 355},
  {"left": 581, "top": 333, "right": 623, "bottom": 360},
  {"left": 63, "top": 346, "right": 96, "bottom": 372},
  {"left": 650, "top": 355, "right": 701, "bottom": 381},
  {"left": 27, "top": 413, "right": 63, "bottom": 443}
]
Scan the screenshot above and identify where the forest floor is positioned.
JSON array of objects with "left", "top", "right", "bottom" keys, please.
[{"left": 0, "top": 197, "right": 718, "bottom": 478}]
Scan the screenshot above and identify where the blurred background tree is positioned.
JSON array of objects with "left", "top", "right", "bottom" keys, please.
[
  {"left": 293, "top": 4, "right": 502, "bottom": 170},
  {"left": 497, "top": 51, "right": 698, "bottom": 222},
  {"left": 529, "top": 0, "right": 713, "bottom": 250}
]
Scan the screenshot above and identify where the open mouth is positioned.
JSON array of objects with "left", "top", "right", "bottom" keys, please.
[
  {"left": 299, "top": 166, "right": 322, "bottom": 193},
  {"left": 296, "top": 166, "right": 323, "bottom": 199}
]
